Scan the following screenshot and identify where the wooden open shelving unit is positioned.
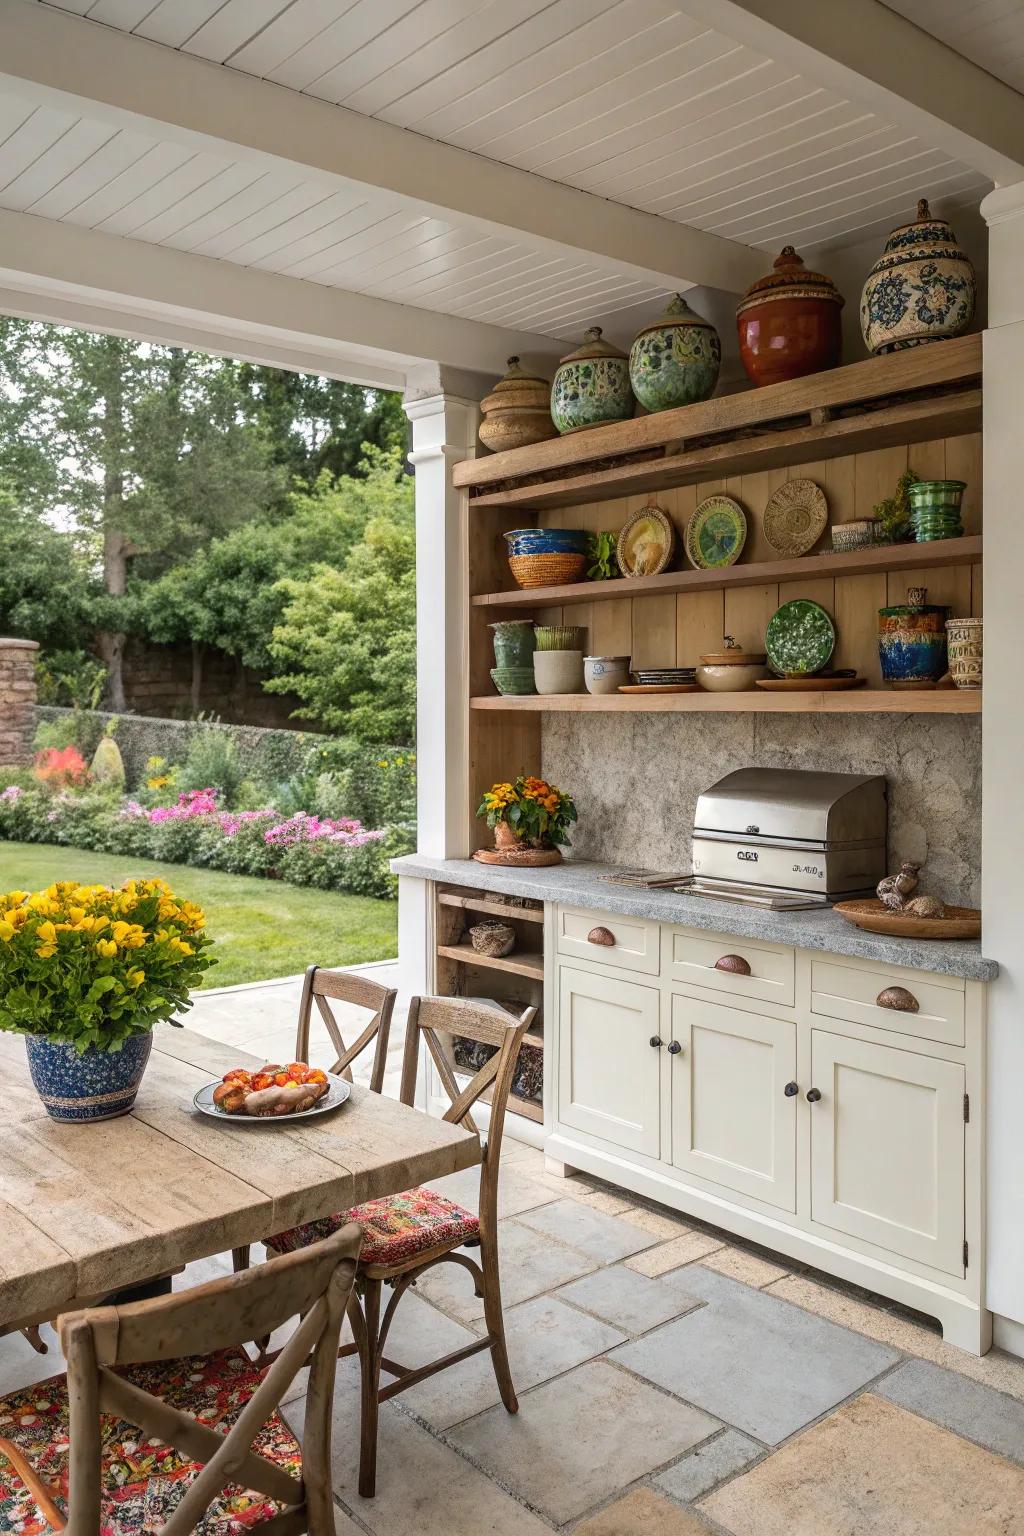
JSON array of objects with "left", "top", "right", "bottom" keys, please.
[{"left": 471, "top": 689, "right": 980, "bottom": 715}]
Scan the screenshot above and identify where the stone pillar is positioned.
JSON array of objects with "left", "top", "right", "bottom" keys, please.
[
  {"left": 980, "top": 182, "right": 1024, "bottom": 1358},
  {"left": 0, "top": 638, "right": 39, "bottom": 765}
]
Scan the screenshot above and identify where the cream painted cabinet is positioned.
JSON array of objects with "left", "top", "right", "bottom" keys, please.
[
  {"left": 557, "top": 964, "right": 662, "bottom": 1158},
  {"left": 809, "top": 1029, "right": 966, "bottom": 1278},
  {"left": 669, "top": 993, "right": 797, "bottom": 1212}
]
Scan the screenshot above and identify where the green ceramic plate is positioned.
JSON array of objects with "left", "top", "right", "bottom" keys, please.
[
  {"left": 684, "top": 495, "right": 747, "bottom": 570},
  {"left": 765, "top": 599, "right": 836, "bottom": 677}
]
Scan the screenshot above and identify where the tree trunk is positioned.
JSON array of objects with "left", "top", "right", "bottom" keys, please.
[
  {"left": 190, "top": 640, "right": 204, "bottom": 717},
  {"left": 98, "top": 337, "right": 128, "bottom": 711}
]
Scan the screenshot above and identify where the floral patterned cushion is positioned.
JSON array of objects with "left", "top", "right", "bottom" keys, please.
[
  {"left": 266, "top": 1186, "right": 480, "bottom": 1266},
  {"left": 0, "top": 1347, "right": 301, "bottom": 1536}
]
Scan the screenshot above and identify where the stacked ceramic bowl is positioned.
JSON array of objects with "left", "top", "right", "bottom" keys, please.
[
  {"left": 908, "top": 480, "right": 966, "bottom": 542},
  {"left": 534, "top": 624, "right": 586, "bottom": 694},
  {"left": 505, "top": 528, "right": 589, "bottom": 588}
]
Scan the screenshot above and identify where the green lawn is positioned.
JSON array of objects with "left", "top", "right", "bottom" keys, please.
[{"left": 0, "top": 843, "right": 397, "bottom": 989}]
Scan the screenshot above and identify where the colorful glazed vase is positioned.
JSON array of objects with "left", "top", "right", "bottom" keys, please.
[
  {"left": 629, "top": 294, "right": 721, "bottom": 412},
  {"left": 550, "top": 327, "right": 633, "bottom": 434},
  {"left": 736, "top": 247, "right": 844, "bottom": 387},
  {"left": 907, "top": 479, "right": 966, "bottom": 541},
  {"left": 878, "top": 587, "right": 949, "bottom": 687},
  {"left": 479, "top": 357, "right": 557, "bottom": 454},
  {"left": 860, "top": 199, "right": 976, "bottom": 354},
  {"left": 25, "top": 1031, "right": 153, "bottom": 1122},
  {"left": 490, "top": 620, "right": 536, "bottom": 670}
]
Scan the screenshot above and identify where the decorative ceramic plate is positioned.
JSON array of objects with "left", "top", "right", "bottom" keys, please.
[
  {"left": 765, "top": 598, "right": 835, "bottom": 676},
  {"left": 685, "top": 496, "right": 747, "bottom": 569},
  {"left": 763, "top": 479, "right": 828, "bottom": 557},
  {"left": 193, "top": 1074, "right": 350, "bottom": 1124},
  {"left": 616, "top": 502, "right": 675, "bottom": 577},
  {"left": 834, "top": 899, "right": 981, "bottom": 940}
]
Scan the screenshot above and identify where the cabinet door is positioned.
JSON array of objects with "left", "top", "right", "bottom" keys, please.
[
  {"left": 557, "top": 965, "right": 661, "bottom": 1157},
  {"left": 810, "top": 1030, "right": 965, "bottom": 1277},
  {"left": 670, "top": 994, "right": 797, "bottom": 1211}
]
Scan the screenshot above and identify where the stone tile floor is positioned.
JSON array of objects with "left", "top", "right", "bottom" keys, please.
[{"left": 5, "top": 970, "right": 1024, "bottom": 1534}]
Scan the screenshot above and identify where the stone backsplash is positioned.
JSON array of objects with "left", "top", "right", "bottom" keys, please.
[{"left": 542, "top": 713, "right": 982, "bottom": 907}]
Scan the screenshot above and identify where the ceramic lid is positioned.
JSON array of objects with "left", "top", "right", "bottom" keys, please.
[
  {"left": 481, "top": 356, "right": 551, "bottom": 413},
  {"left": 558, "top": 326, "right": 628, "bottom": 364},
  {"left": 882, "top": 198, "right": 961, "bottom": 250},
  {"left": 633, "top": 293, "right": 717, "bottom": 339},
  {"left": 737, "top": 246, "right": 844, "bottom": 315},
  {"left": 700, "top": 636, "right": 766, "bottom": 665},
  {"left": 881, "top": 585, "right": 949, "bottom": 616}
]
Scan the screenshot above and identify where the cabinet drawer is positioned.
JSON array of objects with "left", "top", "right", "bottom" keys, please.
[
  {"left": 810, "top": 959, "right": 965, "bottom": 1047},
  {"left": 556, "top": 906, "right": 660, "bottom": 976},
  {"left": 665, "top": 927, "right": 794, "bottom": 1008}
]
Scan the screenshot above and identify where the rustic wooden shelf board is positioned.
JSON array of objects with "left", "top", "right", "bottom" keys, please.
[
  {"left": 471, "top": 535, "right": 981, "bottom": 610},
  {"left": 438, "top": 892, "right": 544, "bottom": 923},
  {"left": 436, "top": 942, "right": 545, "bottom": 980},
  {"left": 470, "top": 691, "right": 980, "bottom": 714}
]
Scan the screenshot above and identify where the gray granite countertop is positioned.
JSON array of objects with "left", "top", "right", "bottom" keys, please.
[{"left": 391, "top": 855, "right": 997, "bottom": 982}]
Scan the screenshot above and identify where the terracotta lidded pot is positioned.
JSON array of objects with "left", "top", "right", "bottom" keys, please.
[
  {"left": 629, "top": 294, "right": 721, "bottom": 412},
  {"left": 736, "top": 246, "right": 844, "bottom": 387},
  {"left": 478, "top": 356, "right": 557, "bottom": 453},
  {"left": 550, "top": 326, "right": 634, "bottom": 434},
  {"left": 860, "top": 198, "right": 976, "bottom": 354}
]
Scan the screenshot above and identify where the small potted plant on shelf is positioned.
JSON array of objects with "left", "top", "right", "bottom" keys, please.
[
  {"left": 0, "top": 878, "right": 213, "bottom": 1122},
  {"left": 474, "top": 776, "right": 578, "bottom": 866}
]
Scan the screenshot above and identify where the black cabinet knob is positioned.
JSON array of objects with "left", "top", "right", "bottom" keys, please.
[
  {"left": 806, "top": 1087, "right": 822, "bottom": 1103},
  {"left": 668, "top": 1040, "right": 682, "bottom": 1056},
  {"left": 649, "top": 1036, "right": 663, "bottom": 1048},
  {"left": 784, "top": 1081, "right": 799, "bottom": 1097}
]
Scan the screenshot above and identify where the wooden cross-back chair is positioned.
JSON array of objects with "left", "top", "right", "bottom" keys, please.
[{"left": 0, "top": 1222, "right": 362, "bottom": 1536}]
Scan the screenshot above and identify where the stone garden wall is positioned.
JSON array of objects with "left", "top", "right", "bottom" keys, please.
[{"left": 0, "top": 638, "right": 39, "bottom": 765}]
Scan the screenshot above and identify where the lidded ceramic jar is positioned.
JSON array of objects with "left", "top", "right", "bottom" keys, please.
[
  {"left": 878, "top": 586, "right": 949, "bottom": 688},
  {"left": 629, "top": 294, "right": 721, "bottom": 412},
  {"left": 736, "top": 246, "right": 844, "bottom": 387},
  {"left": 860, "top": 199, "right": 976, "bottom": 355},
  {"left": 550, "top": 327, "right": 633, "bottom": 434},
  {"left": 479, "top": 356, "right": 557, "bottom": 454}
]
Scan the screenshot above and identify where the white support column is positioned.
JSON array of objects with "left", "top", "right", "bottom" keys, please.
[{"left": 980, "top": 182, "right": 1024, "bottom": 1354}]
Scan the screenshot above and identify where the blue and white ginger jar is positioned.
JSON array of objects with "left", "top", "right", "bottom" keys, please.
[{"left": 860, "top": 198, "right": 975, "bottom": 355}]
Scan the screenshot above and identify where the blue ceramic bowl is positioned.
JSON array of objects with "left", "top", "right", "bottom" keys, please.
[
  {"left": 25, "top": 1031, "right": 154, "bottom": 1122},
  {"left": 504, "top": 528, "right": 589, "bottom": 556}
]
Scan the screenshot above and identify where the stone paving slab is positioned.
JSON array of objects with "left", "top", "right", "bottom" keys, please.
[
  {"left": 416, "top": 1219, "right": 597, "bottom": 1324},
  {"left": 515, "top": 1198, "right": 658, "bottom": 1262},
  {"left": 701, "top": 1393, "right": 1024, "bottom": 1536},
  {"left": 876, "top": 1357, "right": 1024, "bottom": 1466},
  {"left": 655, "top": 1428, "right": 763, "bottom": 1504},
  {"left": 612, "top": 1266, "right": 898, "bottom": 1445},
  {"left": 430, "top": 1163, "right": 560, "bottom": 1220},
  {"left": 447, "top": 1359, "right": 720, "bottom": 1525},
  {"left": 574, "top": 1487, "right": 717, "bottom": 1534},
  {"left": 626, "top": 1232, "right": 725, "bottom": 1276},
  {"left": 558, "top": 1264, "right": 702, "bottom": 1336}
]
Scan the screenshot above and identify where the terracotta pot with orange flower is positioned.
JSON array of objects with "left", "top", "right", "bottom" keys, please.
[{"left": 473, "top": 776, "right": 577, "bottom": 866}]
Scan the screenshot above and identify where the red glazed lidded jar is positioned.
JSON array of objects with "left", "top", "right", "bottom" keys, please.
[{"left": 736, "top": 246, "right": 844, "bottom": 388}]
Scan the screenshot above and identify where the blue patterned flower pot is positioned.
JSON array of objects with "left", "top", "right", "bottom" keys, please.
[
  {"left": 860, "top": 199, "right": 975, "bottom": 355},
  {"left": 25, "top": 1032, "right": 153, "bottom": 1122},
  {"left": 878, "top": 590, "right": 949, "bottom": 688},
  {"left": 551, "top": 327, "right": 633, "bottom": 434},
  {"left": 629, "top": 294, "right": 721, "bottom": 412}
]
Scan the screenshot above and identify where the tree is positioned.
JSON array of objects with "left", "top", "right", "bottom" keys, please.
[
  {"left": 238, "top": 366, "right": 407, "bottom": 488},
  {"left": 0, "top": 485, "right": 98, "bottom": 650}
]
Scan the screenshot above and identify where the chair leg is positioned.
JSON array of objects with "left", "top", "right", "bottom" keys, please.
[
  {"left": 480, "top": 1237, "right": 518, "bottom": 1415},
  {"left": 232, "top": 1245, "right": 251, "bottom": 1273},
  {"left": 354, "top": 1279, "right": 383, "bottom": 1500},
  {"left": 21, "top": 1326, "right": 48, "bottom": 1355}
]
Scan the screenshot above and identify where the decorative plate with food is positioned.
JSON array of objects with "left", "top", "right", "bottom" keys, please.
[{"left": 193, "top": 1062, "right": 350, "bottom": 1122}]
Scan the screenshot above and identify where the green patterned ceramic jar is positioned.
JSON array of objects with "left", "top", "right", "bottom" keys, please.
[
  {"left": 629, "top": 294, "right": 721, "bottom": 413},
  {"left": 550, "top": 327, "right": 633, "bottom": 435}
]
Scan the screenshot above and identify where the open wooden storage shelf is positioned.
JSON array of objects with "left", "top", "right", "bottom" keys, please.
[
  {"left": 436, "top": 942, "right": 545, "bottom": 981},
  {"left": 437, "top": 891, "right": 544, "bottom": 924},
  {"left": 472, "top": 690, "right": 980, "bottom": 714},
  {"left": 455, "top": 335, "right": 981, "bottom": 510},
  {"left": 472, "top": 535, "right": 980, "bottom": 610},
  {"left": 452, "top": 1028, "right": 545, "bottom": 1123}
]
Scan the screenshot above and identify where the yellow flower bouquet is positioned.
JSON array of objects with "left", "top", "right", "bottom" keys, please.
[
  {"left": 476, "top": 775, "right": 577, "bottom": 849},
  {"left": 0, "top": 879, "right": 214, "bottom": 1121}
]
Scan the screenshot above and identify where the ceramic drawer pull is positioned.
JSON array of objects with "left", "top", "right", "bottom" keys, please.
[
  {"left": 587, "top": 926, "right": 616, "bottom": 947},
  {"left": 715, "top": 953, "right": 752, "bottom": 976},
  {"left": 876, "top": 985, "right": 920, "bottom": 1014}
]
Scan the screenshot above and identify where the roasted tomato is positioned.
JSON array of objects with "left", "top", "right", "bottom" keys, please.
[
  {"left": 251, "top": 1072, "right": 274, "bottom": 1091},
  {"left": 305, "top": 1067, "right": 328, "bottom": 1085},
  {"left": 286, "top": 1061, "right": 307, "bottom": 1079}
]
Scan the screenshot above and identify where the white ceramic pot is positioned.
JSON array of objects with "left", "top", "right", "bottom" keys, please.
[
  {"left": 945, "top": 617, "right": 982, "bottom": 689},
  {"left": 696, "top": 662, "right": 767, "bottom": 692},
  {"left": 534, "top": 649, "right": 585, "bottom": 694},
  {"left": 584, "top": 655, "right": 630, "bottom": 695}
]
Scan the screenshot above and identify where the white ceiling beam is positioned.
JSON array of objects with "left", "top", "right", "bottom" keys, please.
[
  {"left": 0, "top": 0, "right": 766, "bottom": 295},
  {"left": 0, "top": 207, "right": 563, "bottom": 389},
  {"left": 672, "top": 0, "right": 1024, "bottom": 185}
]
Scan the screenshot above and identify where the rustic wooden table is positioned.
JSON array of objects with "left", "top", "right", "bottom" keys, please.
[{"left": 0, "top": 1026, "right": 480, "bottom": 1331}]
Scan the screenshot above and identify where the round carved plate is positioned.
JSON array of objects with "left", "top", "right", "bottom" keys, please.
[
  {"left": 617, "top": 502, "right": 675, "bottom": 577},
  {"left": 763, "top": 479, "right": 828, "bottom": 557},
  {"left": 685, "top": 495, "right": 747, "bottom": 569}
]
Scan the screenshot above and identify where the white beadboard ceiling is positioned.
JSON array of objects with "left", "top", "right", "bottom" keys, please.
[
  {"left": 883, "top": 0, "right": 1024, "bottom": 98},
  {"left": 0, "top": 0, "right": 999, "bottom": 344}
]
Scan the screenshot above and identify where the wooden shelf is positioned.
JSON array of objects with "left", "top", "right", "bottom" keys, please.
[
  {"left": 436, "top": 943, "right": 545, "bottom": 981},
  {"left": 454, "top": 335, "right": 982, "bottom": 510},
  {"left": 438, "top": 892, "right": 544, "bottom": 924},
  {"left": 472, "top": 536, "right": 981, "bottom": 611},
  {"left": 453, "top": 1029, "right": 544, "bottom": 1123},
  {"left": 471, "top": 690, "right": 981, "bottom": 715}
]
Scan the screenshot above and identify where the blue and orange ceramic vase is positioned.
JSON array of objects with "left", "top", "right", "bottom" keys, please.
[
  {"left": 25, "top": 1031, "right": 154, "bottom": 1122},
  {"left": 551, "top": 327, "right": 633, "bottom": 434},
  {"left": 630, "top": 294, "right": 721, "bottom": 411},
  {"left": 860, "top": 199, "right": 975, "bottom": 354},
  {"left": 878, "top": 587, "right": 949, "bottom": 688}
]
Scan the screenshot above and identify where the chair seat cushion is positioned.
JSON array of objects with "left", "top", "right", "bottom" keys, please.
[
  {"left": 266, "top": 1186, "right": 480, "bottom": 1266},
  {"left": 0, "top": 1347, "right": 301, "bottom": 1535}
]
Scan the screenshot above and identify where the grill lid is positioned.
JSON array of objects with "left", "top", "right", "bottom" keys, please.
[{"left": 695, "top": 767, "right": 887, "bottom": 847}]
